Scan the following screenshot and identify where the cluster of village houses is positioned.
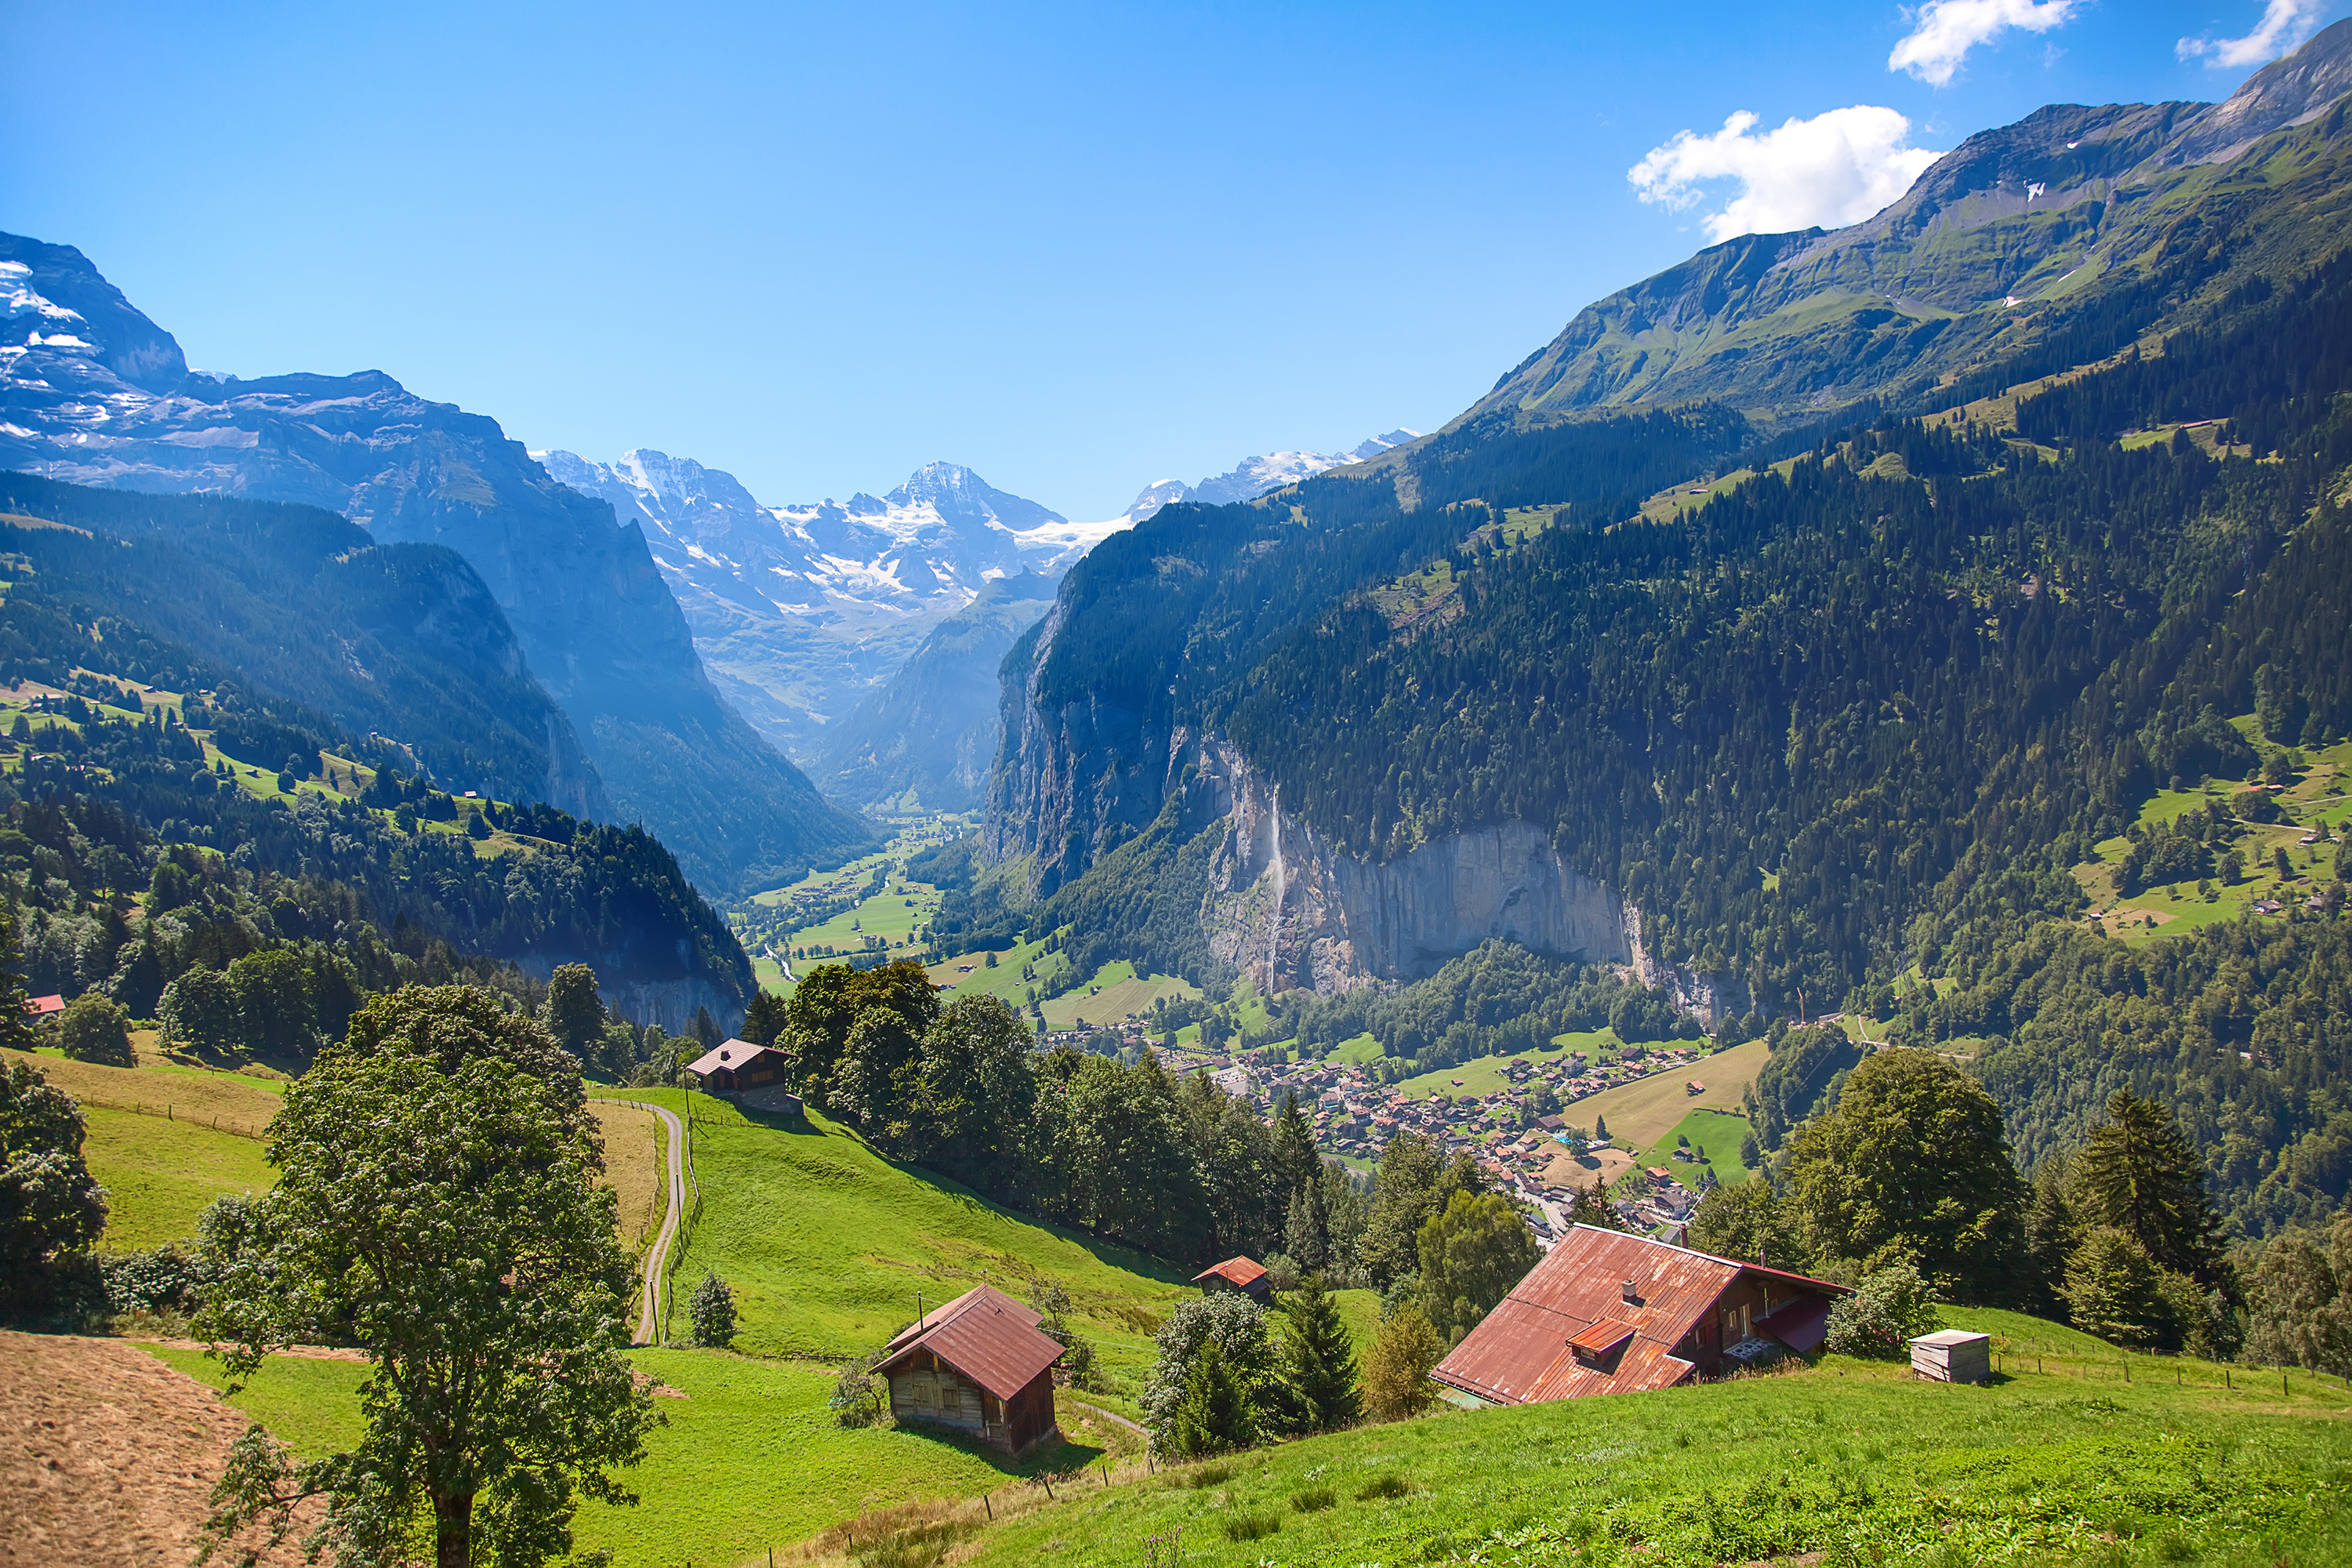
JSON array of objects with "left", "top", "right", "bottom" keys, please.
[{"left": 1210, "top": 1044, "right": 1724, "bottom": 1241}]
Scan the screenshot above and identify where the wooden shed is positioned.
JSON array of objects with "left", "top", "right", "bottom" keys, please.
[
  {"left": 682, "top": 1038, "right": 799, "bottom": 1112},
  {"left": 875, "top": 1285, "right": 1063, "bottom": 1454},
  {"left": 1191, "top": 1256, "right": 1272, "bottom": 1302},
  {"left": 1909, "top": 1329, "right": 1991, "bottom": 1385}
]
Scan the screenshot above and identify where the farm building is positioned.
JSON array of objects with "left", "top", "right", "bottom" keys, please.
[
  {"left": 21, "top": 994, "right": 63, "bottom": 1020},
  {"left": 1431, "top": 1224, "right": 1848, "bottom": 1405},
  {"left": 874, "top": 1285, "right": 1062, "bottom": 1454},
  {"left": 1192, "top": 1256, "right": 1272, "bottom": 1301},
  {"left": 682, "top": 1039, "right": 800, "bottom": 1112}
]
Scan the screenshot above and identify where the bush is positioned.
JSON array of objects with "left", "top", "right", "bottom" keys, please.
[
  {"left": 830, "top": 1352, "right": 889, "bottom": 1427},
  {"left": 688, "top": 1269, "right": 737, "bottom": 1348},
  {"left": 57, "top": 994, "right": 134, "bottom": 1066},
  {"left": 1360, "top": 1305, "right": 1446, "bottom": 1420},
  {"left": 102, "top": 1244, "right": 201, "bottom": 1316},
  {"left": 1823, "top": 1261, "right": 1940, "bottom": 1357}
]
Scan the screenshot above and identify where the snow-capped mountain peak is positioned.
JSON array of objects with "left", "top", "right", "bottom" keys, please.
[{"left": 1117, "top": 428, "right": 1422, "bottom": 524}]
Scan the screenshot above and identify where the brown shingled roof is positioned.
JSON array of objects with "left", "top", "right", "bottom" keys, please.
[
  {"left": 876, "top": 1285, "right": 1062, "bottom": 1403},
  {"left": 683, "top": 1038, "right": 780, "bottom": 1079}
]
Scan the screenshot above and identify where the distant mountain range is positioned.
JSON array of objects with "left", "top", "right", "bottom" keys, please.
[
  {"left": 0, "top": 233, "right": 873, "bottom": 895},
  {"left": 539, "top": 432, "right": 1417, "bottom": 765}
]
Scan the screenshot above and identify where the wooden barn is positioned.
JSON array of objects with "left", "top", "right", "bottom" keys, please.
[
  {"left": 1432, "top": 1225, "right": 1848, "bottom": 1405},
  {"left": 1191, "top": 1256, "right": 1272, "bottom": 1301},
  {"left": 875, "top": 1285, "right": 1063, "bottom": 1454},
  {"left": 682, "top": 1039, "right": 800, "bottom": 1112}
]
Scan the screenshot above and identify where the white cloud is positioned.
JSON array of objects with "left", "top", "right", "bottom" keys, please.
[
  {"left": 1889, "top": 0, "right": 2082, "bottom": 85},
  {"left": 2179, "top": 0, "right": 2329, "bottom": 67},
  {"left": 1628, "top": 106, "right": 1944, "bottom": 243}
]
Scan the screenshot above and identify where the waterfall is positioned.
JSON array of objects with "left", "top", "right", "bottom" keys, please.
[{"left": 1268, "top": 784, "right": 1284, "bottom": 978}]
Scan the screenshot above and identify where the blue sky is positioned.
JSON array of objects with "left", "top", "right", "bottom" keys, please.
[{"left": 5, "top": 1, "right": 2343, "bottom": 518}]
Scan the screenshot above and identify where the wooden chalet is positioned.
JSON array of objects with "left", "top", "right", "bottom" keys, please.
[
  {"left": 682, "top": 1039, "right": 800, "bottom": 1112},
  {"left": 22, "top": 994, "right": 64, "bottom": 1021},
  {"left": 876, "top": 1285, "right": 1062, "bottom": 1454},
  {"left": 1431, "top": 1224, "right": 1848, "bottom": 1405},
  {"left": 1191, "top": 1256, "right": 1272, "bottom": 1301}
]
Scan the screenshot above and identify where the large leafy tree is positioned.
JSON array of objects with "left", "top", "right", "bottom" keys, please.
[
  {"left": 1784, "top": 1047, "right": 2027, "bottom": 1302},
  {"left": 1686, "top": 1177, "right": 1808, "bottom": 1269},
  {"left": 0, "top": 1058, "right": 108, "bottom": 1317},
  {"left": 780, "top": 960, "right": 939, "bottom": 1108},
  {"left": 914, "top": 995, "right": 1036, "bottom": 1191},
  {"left": 198, "top": 985, "right": 655, "bottom": 1568},
  {"left": 1417, "top": 1189, "right": 1538, "bottom": 1341},
  {"left": 1142, "top": 1292, "right": 1286, "bottom": 1456},
  {"left": 2074, "top": 1088, "right": 2229, "bottom": 1287}
]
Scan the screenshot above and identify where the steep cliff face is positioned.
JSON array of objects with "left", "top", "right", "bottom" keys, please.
[
  {"left": 987, "top": 604, "right": 1642, "bottom": 992},
  {"left": 1185, "top": 738, "right": 1635, "bottom": 991}
]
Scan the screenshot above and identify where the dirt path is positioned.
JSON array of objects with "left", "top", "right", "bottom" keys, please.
[
  {"left": 1, "top": 1330, "right": 318, "bottom": 1566},
  {"left": 622, "top": 1100, "right": 685, "bottom": 1346}
]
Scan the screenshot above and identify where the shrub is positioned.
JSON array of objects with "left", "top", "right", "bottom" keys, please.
[
  {"left": 831, "top": 1352, "right": 889, "bottom": 1427},
  {"left": 688, "top": 1269, "right": 737, "bottom": 1348},
  {"left": 102, "top": 1244, "right": 201, "bottom": 1316},
  {"left": 57, "top": 994, "right": 134, "bottom": 1066},
  {"left": 1361, "top": 1305, "right": 1446, "bottom": 1420},
  {"left": 1823, "top": 1261, "right": 1940, "bottom": 1357}
]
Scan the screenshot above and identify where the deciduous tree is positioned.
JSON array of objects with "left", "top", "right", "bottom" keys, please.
[
  {"left": 1359, "top": 1305, "right": 1444, "bottom": 1421},
  {"left": 1784, "top": 1048, "right": 2026, "bottom": 1302},
  {"left": 198, "top": 986, "right": 655, "bottom": 1568},
  {"left": 1417, "top": 1190, "right": 1537, "bottom": 1341},
  {"left": 57, "top": 993, "right": 134, "bottom": 1066}
]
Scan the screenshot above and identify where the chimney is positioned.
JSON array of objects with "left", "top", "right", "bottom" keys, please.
[{"left": 1621, "top": 1278, "right": 1640, "bottom": 1305}]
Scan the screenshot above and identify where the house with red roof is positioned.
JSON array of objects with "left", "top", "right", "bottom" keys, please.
[
  {"left": 875, "top": 1284, "right": 1063, "bottom": 1454},
  {"left": 1432, "top": 1224, "right": 1848, "bottom": 1406},
  {"left": 1190, "top": 1255, "right": 1271, "bottom": 1302}
]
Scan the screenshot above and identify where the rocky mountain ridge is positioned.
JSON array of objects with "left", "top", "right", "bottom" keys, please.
[
  {"left": 0, "top": 232, "right": 873, "bottom": 894},
  {"left": 543, "top": 431, "right": 1418, "bottom": 765},
  {"left": 1457, "top": 19, "right": 2352, "bottom": 430}
]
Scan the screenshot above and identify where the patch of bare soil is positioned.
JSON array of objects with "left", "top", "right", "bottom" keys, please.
[{"left": 1, "top": 1330, "right": 317, "bottom": 1566}]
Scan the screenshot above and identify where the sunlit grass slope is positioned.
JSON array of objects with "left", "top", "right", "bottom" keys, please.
[{"left": 611, "top": 1089, "right": 1189, "bottom": 1405}]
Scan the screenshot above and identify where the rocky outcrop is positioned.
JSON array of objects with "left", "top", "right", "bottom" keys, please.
[{"left": 1185, "top": 738, "right": 1632, "bottom": 991}]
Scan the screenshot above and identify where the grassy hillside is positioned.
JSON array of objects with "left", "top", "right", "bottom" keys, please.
[
  {"left": 79, "top": 1106, "right": 273, "bottom": 1250},
  {"left": 1557, "top": 1037, "right": 1769, "bottom": 1150},
  {"left": 143, "top": 1341, "right": 1116, "bottom": 1568},
  {"left": 942, "top": 1308, "right": 2352, "bottom": 1568},
  {"left": 610, "top": 1089, "right": 1190, "bottom": 1406}
]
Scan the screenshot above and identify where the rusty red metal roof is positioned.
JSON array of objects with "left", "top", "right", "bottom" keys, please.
[
  {"left": 877, "top": 1284, "right": 1062, "bottom": 1403},
  {"left": 1431, "top": 1225, "right": 1848, "bottom": 1406},
  {"left": 1192, "top": 1256, "right": 1267, "bottom": 1289},
  {"left": 1566, "top": 1319, "right": 1637, "bottom": 1358}
]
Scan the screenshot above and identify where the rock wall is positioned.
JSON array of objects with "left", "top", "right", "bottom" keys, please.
[{"left": 1183, "top": 737, "right": 1634, "bottom": 992}]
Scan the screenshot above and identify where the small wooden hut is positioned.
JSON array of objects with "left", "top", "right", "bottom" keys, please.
[{"left": 874, "top": 1285, "right": 1063, "bottom": 1454}]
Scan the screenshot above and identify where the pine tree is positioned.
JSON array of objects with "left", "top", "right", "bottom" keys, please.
[
  {"left": 1167, "top": 1337, "right": 1250, "bottom": 1457},
  {"left": 2076, "top": 1089, "right": 2228, "bottom": 1286},
  {"left": 1280, "top": 1274, "right": 1361, "bottom": 1432},
  {"left": 688, "top": 1269, "right": 737, "bottom": 1348}
]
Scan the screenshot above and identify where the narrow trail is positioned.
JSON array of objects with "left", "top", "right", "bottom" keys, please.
[
  {"left": 601, "top": 1098, "right": 687, "bottom": 1347},
  {"left": 1065, "top": 1399, "right": 1146, "bottom": 1436}
]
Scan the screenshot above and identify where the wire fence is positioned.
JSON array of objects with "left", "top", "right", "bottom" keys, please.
[{"left": 68, "top": 1093, "right": 270, "bottom": 1141}]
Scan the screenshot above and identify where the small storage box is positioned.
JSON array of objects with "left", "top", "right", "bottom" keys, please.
[{"left": 1909, "top": 1329, "right": 1991, "bottom": 1385}]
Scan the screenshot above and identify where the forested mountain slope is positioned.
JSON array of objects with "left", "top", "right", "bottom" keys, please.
[
  {"left": 0, "top": 473, "right": 604, "bottom": 816},
  {"left": 0, "top": 514, "right": 753, "bottom": 1034},
  {"left": 979, "top": 31, "right": 2352, "bottom": 1232},
  {"left": 0, "top": 233, "right": 873, "bottom": 895}
]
